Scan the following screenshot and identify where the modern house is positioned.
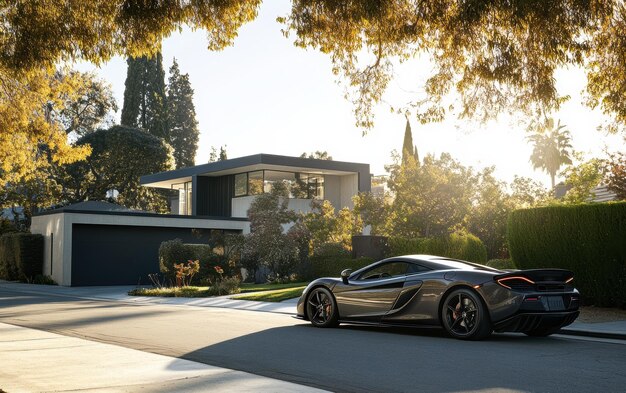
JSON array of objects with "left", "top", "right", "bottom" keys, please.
[{"left": 30, "top": 154, "right": 371, "bottom": 286}]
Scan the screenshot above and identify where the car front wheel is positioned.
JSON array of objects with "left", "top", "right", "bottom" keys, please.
[
  {"left": 442, "top": 288, "right": 492, "bottom": 340},
  {"left": 306, "top": 287, "right": 339, "bottom": 328}
]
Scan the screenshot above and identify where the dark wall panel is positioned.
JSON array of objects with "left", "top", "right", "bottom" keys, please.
[
  {"left": 71, "top": 224, "right": 217, "bottom": 286},
  {"left": 205, "top": 175, "right": 234, "bottom": 217}
]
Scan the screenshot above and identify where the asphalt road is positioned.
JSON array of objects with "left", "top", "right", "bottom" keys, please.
[{"left": 1, "top": 288, "right": 625, "bottom": 393}]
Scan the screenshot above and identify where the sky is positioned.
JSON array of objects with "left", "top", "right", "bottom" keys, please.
[{"left": 75, "top": 0, "right": 626, "bottom": 188}]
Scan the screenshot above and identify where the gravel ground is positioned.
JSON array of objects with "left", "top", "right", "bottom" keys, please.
[{"left": 578, "top": 306, "right": 626, "bottom": 323}]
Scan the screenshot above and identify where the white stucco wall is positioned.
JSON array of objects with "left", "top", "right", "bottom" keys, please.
[
  {"left": 340, "top": 173, "right": 358, "bottom": 209},
  {"left": 30, "top": 213, "right": 251, "bottom": 286},
  {"left": 30, "top": 213, "right": 67, "bottom": 286}
]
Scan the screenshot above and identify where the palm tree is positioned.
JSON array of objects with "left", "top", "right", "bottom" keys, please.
[{"left": 527, "top": 118, "right": 573, "bottom": 189}]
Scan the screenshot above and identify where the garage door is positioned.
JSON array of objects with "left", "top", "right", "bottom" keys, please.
[{"left": 71, "top": 224, "right": 215, "bottom": 286}]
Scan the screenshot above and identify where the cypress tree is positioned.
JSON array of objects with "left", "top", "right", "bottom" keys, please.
[
  {"left": 401, "top": 118, "right": 419, "bottom": 165},
  {"left": 167, "top": 58, "right": 199, "bottom": 168},
  {"left": 120, "top": 52, "right": 169, "bottom": 140}
]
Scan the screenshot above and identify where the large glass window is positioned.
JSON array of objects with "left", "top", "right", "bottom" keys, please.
[
  {"left": 248, "top": 171, "right": 264, "bottom": 195},
  {"left": 235, "top": 173, "right": 247, "bottom": 197},
  {"left": 233, "top": 170, "right": 324, "bottom": 199},
  {"left": 173, "top": 181, "right": 193, "bottom": 215}
]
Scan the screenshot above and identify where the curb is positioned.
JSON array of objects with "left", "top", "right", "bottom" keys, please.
[{"left": 558, "top": 328, "right": 626, "bottom": 341}]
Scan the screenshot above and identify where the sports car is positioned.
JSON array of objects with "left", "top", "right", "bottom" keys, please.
[{"left": 296, "top": 255, "right": 580, "bottom": 340}]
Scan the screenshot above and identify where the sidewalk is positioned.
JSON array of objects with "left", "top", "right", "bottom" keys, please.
[
  {"left": 0, "top": 281, "right": 296, "bottom": 314},
  {"left": 0, "top": 322, "right": 325, "bottom": 393},
  {"left": 2, "top": 281, "right": 625, "bottom": 340}
]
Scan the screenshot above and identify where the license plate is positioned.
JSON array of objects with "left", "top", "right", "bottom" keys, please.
[{"left": 542, "top": 296, "right": 565, "bottom": 311}]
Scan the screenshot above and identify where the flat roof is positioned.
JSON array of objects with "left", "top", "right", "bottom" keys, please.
[{"left": 140, "top": 153, "right": 371, "bottom": 189}]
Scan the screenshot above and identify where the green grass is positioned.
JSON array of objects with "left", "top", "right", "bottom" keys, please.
[
  {"left": 129, "top": 286, "right": 208, "bottom": 297},
  {"left": 234, "top": 286, "right": 306, "bottom": 302},
  {"left": 239, "top": 282, "right": 308, "bottom": 293},
  {"left": 128, "top": 281, "right": 308, "bottom": 299}
]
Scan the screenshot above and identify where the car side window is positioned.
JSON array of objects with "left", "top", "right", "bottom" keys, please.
[
  {"left": 359, "top": 262, "right": 409, "bottom": 280},
  {"left": 406, "top": 263, "right": 430, "bottom": 275}
]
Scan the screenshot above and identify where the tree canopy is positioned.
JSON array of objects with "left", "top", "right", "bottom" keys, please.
[
  {"left": 168, "top": 59, "right": 200, "bottom": 169},
  {"left": 3, "top": 1, "right": 626, "bottom": 190}
]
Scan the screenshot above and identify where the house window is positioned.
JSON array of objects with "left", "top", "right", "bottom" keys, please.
[
  {"left": 235, "top": 173, "right": 247, "bottom": 196},
  {"left": 234, "top": 170, "right": 324, "bottom": 199},
  {"left": 173, "top": 181, "right": 193, "bottom": 215},
  {"left": 248, "top": 171, "right": 264, "bottom": 195}
]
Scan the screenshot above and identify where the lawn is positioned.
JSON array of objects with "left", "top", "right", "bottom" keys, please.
[
  {"left": 128, "top": 281, "right": 309, "bottom": 299},
  {"left": 234, "top": 285, "right": 306, "bottom": 302},
  {"left": 239, "top": 281, "right": 308, "bottom": 293},
  {"left": 127, "top": 286, "right": 223, "bottom": 297}
]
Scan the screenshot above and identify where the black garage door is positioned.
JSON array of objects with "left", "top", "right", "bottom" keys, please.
[{"left": 71, "top": 224, "right": 224, "bottom": 286}]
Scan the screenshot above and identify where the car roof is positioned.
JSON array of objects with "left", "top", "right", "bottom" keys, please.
[{"left": 389, "top": 255, "right": 501, "bottom": 272}]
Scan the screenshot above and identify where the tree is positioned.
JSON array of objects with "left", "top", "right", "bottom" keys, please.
[
  {"left": 209, "top": 146, "right": 228, "bottom": 163},
  {"left": 401, "top": 118, "right": 419, "bottom": 166},
  {"left": 606, "top": 152, "right": 626, "bottom": 200},
  {"left": 561, "top": 158, "right": 606, "bottom": 203},
  {"left": 121, "top": 53, "right": 169, "bottom": 140},
  {"left": 168, "top": 59, "right": 200, "bottom": 169},
  {"left": 300, "top": 151, "right": 333, "bottom": 160},
  {"left": 527, "top": 118, "right": 573, "bottom": 189},
  {"left": 58, "top": 71, "right": 117, "bottom": 138},
  {"left": 352, "top": 192, "right": 390, "bottom": 236},
  {"left": 301, "top": 199, "right": 360, "bottom": 252},
  {"left": 509, "top": 176, "right": 551, "bottom": 208},
  {"left": 2, "top": 3, "right": 626, "bottom": 131},
  {"left": 467, "top": 168, "right": 513, "bottom": 259},
  {"left": 1, "top": 70, "right": 117, "bottom": 221},
  {"left": 242, "top": 182, "right": 298, "bottom": 281},
  {"left": 387, "top": 152, "right": 476, "bottom": 238},
  {"left": 60, "top": 125, "right": 174, "bottom": 212}
]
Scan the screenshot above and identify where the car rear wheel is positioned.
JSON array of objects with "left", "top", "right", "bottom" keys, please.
[
  {"left": 306, "top": 287, "right": 339, "bottom": 328},
  {"left": 442, "top": 288, "right": 492, "bottom": 340}
]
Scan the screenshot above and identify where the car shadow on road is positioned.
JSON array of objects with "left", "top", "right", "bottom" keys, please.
[{"left": 171, "top": 321, "right": 595, "bottom": 393}]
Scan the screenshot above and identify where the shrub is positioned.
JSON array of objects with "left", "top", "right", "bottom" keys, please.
[
  {"left": 159, "top": 240, "right": 227, "bottom": 285},
  {"left": 209, "top": 276, "right": 241, "bottom": 296},
  {"left": 486, "top": 259, "right": 516, "bottom": 270},
  {"left": 0, "top": 233, "right": 43, "bottom": 282},
  {"left": 387, "top": 237, "right": 425, "bottom": 256},
  {"left": 386, "top": 232, "right": 488, "bottom": 263},
  {"left": 313, "top": 242, "right": 351, "bottom": 258},
  {"left": 423, "top": 233, "right": 488, "bottom": 264},
  {"left": 507, "top": 202, "right": 626, "bottom": 307},
  {"left": 310, "top": 256, "right": 374, "bottom": 279}
]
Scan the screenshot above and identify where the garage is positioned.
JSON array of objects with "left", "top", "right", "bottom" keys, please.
[{"left": 30, "top": 202, "right": 250, "bottom": 286}]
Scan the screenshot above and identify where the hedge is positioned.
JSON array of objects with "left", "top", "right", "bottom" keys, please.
[
  {"left": 0, "top": 233, "right": 43, "bottom": 281},
  {"left": 310, "top": 256, "right": 374, "bottom": 279},
  {"left": 486, "top": 259, "right": 516, "bottom": 270},
  {"left": 386, "top": 233, "right": 488, "bottom": 264},
  {"left": 507, "top": 202, "right": 626, "bottom": 307}
]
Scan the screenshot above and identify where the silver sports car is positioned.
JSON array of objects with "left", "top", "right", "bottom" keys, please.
[{"left": 296, "top": 255, "right": 580, "bottom": 340}]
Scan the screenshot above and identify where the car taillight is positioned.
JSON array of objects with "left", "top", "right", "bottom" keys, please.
[{"left": 496, "top": 276, "right": 535, "bottom": 289}]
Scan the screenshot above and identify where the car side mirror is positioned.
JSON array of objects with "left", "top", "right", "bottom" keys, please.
[{"left": 341, "top": 269, "right": 353, "bottom": 284}]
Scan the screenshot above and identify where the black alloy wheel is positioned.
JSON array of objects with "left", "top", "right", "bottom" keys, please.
[
  {"left": 442, "top": 288, "right": 491, "bottom": 340},
  {"left": 306, "top": 287, "right": 339, "bottom": 328}
]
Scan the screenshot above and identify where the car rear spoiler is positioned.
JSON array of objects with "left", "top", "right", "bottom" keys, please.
[{"left": 494, "top": 269, "right": 574, "bottom": 283}]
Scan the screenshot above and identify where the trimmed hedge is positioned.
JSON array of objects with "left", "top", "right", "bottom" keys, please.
[
  {"left": 387, "top": 233, "right": 488, "bottom": 264},
  {"left": 0, "top": 233, "right": 43, "bottom": 281},
  {"left": 310, "top": 256, "right": 374, "bottom": 278},
  {"left": 508, "top": 202, "right": 626, "bottom": 307},
  {"left": 486, "top": 259, "right": 516, "bottom": 270}
]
